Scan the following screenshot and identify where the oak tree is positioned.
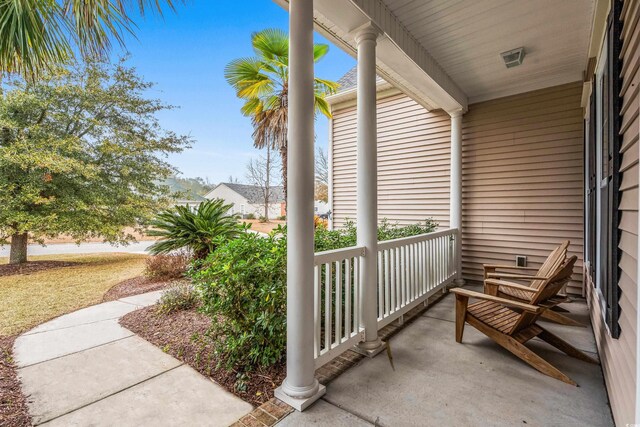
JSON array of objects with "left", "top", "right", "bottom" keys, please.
[{"left": 0, "top": 59, "right": 190, "bottom": 263}]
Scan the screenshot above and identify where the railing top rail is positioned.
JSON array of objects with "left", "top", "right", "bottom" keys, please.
[
  {"left": 377, "top": 228, "right": 458, "bottom": 251},
  {"left": 314, "top": 245, "right": 366, "bottom": 265}
]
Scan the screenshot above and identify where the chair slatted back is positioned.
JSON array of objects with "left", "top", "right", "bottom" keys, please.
[
  {"left": 530, "top": 256, "right": 577, "bottom": 306},
  {"left": 508, "top": 256, "right": 577, "bottom": 335},
  {"left": 529, "top": 240, "right": 570, "bottom": 290}
]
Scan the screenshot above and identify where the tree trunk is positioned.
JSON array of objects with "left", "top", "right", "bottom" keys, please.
[
  {"left": 265, "top": 146, "right": 270, "bottom": 221},
  {"left": 9, "top": 232, "right": 28, "bottom": 264},
  {"left": 279, "top": 143, "right": 288, "bottom": 206}
]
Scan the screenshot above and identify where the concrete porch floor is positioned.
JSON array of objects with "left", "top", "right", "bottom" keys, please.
[{"left": 278, "top": 287, "right": 614, "bottom": 427}]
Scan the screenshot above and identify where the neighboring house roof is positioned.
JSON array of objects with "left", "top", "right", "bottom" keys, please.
[
  {"left": 335, "top": 66, "right": 386, "bottom": 94},
  {"left": 208, "top": 183, "right": 285, "bottom": 204}
]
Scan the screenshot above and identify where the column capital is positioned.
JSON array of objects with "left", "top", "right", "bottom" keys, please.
[
  {"left": 351, "top": 22, "right": 382, "bottom": 44},
  {"left": 448, "top": 108, "right": 465, "bottom": 118}
]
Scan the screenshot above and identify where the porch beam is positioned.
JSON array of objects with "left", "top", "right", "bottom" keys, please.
[
  {"left": 274, "top": 0, "right": 325, "bottom": 411},
  {"left": 450, "top": 110, "right": 465, "bottom": 285},
  {"left": 354, "top": 22, "right": 385, "bottom": 356}
]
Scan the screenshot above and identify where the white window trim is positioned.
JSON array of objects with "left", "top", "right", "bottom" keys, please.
[{"left": 594, "top": 35, "right": 609, "bottom": 328}]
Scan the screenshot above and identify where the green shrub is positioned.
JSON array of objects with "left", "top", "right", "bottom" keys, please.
[
  {"left": 147, "top": 199, "right": 245, "bottom": 259},
  {"left": 258, "top": 215, "right": 267, "bottom": 223},
  {"left": 145, "top": 253, "right": 189, "bottom": 279},
  {"left": 192, "top": 219, "right": 438, "bottom": 372},
  {"left": 313, "top": 218, "right": 438, "bottom": 252},
  {"left": 158, "top": 283, "right": 199, "bottom": 314},
  {"left": 191, "top": 230, "right": 287, "bottom": 371},
  {"left": 377, "top": 218, "right": 438, "bottom": 241},
  {"left": 245, "top": 213, "right": 256, "bottom": 220},
  {"left": 277, "top": 215, "right": 286, "bottom": 221}
]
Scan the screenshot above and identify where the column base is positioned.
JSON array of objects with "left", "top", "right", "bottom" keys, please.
[
  {"left": 274, "top": 383, "right": 326, "bottom": 412},
  {"left": 353, "top": 340, "right": 387, "bottom": 358},
  {"left": 453, "top": 278, "right": 466, "bottom": 286}
]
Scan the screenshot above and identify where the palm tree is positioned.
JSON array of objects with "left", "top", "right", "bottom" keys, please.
[
  {"left": 225, "top": 28, "right": 339, "bottom": 197},
  {"left": 147, "top": 199, "right": 244, "bottom": 260},
  {"left": 0, "top": 0, "right": 182, "bottom": 78}
]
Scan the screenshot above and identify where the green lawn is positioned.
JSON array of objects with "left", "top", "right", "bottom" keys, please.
[{"left": 0, "top": 253, "right": 147, "bottom": 336}]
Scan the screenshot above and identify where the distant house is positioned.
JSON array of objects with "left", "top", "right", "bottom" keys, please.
[{"left": 204, "top": 183, "right": 285, "bottom": 219}]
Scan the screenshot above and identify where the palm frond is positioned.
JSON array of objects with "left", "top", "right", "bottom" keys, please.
[
  {"left": 240, "top": 97, "right": 263, "bottom": 117},
  {"left": 252, "top": 28, "right": 288, "bottom": 62},
  {"left": 0, "top": 0, "right": 71, "bottom": 77},
  {"left": 314, "top": 77, "right": 339, "bottom": 95},
  {"left": 147, "top": 199, "right": 242, "bottom": 259},
  {"left": 1, "top": 0, "right": 182, "bottom": 79},
  {"left": 314, "top": 96, "right": 332, "bottom": 119},
  {"left": 313, "top": 44, "right": 329, "bottom": 62}
]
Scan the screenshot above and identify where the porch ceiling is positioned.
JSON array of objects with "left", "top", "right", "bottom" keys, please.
[
  {"left": 384, "top": 0, "right": 596, "bottom": 103},
  {"left": 275, "top": 0, "right": 595, "bottom": 109}
]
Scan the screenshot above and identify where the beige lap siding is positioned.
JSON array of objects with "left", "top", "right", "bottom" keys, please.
[
  {"left": 331, "top": 92, "right": 451, "bottom": 229},
  {"left": 461, "top": 82, "right": 585, "bottom": 294},
  {"left": 588, "top": 0, "right": 639, "bottom": 425}
]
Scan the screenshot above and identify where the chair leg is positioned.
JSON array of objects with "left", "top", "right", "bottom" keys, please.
[
  {"left": 540, "top": 309, "right": 585, "bottom": 327},
  {"left": 538, "top": 327, "right": 599, "bottom": 364},
  {"left": 467, "top": 316, "right": 577, "bottom": 386},
  {"left": 455, "top": 294, "right": 469, "bottom": 343}
]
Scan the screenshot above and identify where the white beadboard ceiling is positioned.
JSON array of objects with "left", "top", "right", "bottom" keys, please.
[{"left": 382, "top": 0, "right": 596, "bottom": 103}]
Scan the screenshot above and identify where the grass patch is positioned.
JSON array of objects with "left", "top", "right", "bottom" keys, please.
[{"left": 0, "top": 253, "right": 147, "bottom": 336}]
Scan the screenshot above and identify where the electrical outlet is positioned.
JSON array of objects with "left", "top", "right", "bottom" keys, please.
[{"left": 516, "top": 255, "right": 527, "bottom": 267}]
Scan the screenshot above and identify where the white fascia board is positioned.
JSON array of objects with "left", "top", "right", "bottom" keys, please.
[
  {"left": 272, "top": 0, "right": 468, "bottom": 114},
  {"left": 325, "top": 80, "right": 394, "bottom": 105}
]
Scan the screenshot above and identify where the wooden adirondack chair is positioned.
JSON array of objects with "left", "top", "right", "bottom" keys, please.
[
  {"left": 452, "top": 256, "right": 598, "bottom": 385},
  {"left": 482, "top": 240, "right": 582, "bottom": 327}
]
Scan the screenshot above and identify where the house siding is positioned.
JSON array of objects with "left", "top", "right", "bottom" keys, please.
[
  {"left": 587, "top": 0, "right": 639, "bottom": 424},
  {"left": 331, "top": 84, "right": 585, "bottom": 294},
  {"left": 461, "top": 82, "right": 585, "bottom": 294},
  {"left": 331, "top": 92, "right": 451, "bottom": 229},
  {"left": 205, "top": 184, "right": 282, "bottom": 219}
]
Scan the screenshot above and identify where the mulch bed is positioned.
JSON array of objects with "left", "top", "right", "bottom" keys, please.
[
  {"left": 120, "top": 306, "right": 285, "bottom": 407},
  {"left": 102, "top": 277, "right": 179, "bottom": 302},
  {"left": 0, "top": 336, "right": 31, "bottom": 427},
  {"left": 0, "top": 261, "right": 79, "bottom": 277}
]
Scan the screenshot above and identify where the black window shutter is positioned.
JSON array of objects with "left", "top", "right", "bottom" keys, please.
[
  {"left": 588, "top": 86, "right": 597, "bottom": 279},
  {"left": 606, "top": 0, "right": 622, "bottom": 338}
]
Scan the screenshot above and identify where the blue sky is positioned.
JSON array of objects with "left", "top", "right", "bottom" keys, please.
[{"left": 114, "top": 1, "right": 355, "bottom": 184}]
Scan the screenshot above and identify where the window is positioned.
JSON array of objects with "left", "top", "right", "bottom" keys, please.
[{"left": 586, "top": 2, "right": 622, "bottom": 338}]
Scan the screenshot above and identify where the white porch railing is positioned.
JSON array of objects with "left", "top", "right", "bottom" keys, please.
[
  {"left": 376, "top": 228, "right": 458, "bottom": 328},
  {"left": 312, "top": 228, "right": 459, "bottom": 368},
  {"left": 313, "top": 246, "right": 366, "bottom": 369}
]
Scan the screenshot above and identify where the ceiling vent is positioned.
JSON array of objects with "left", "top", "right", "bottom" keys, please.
[{"left": 500, "top": 47, "right": 525, "bottom": 68}]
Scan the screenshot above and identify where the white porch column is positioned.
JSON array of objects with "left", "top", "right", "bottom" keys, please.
[
  {"left": 274, "top": 0, "right": 325, "bottom": 411},
  {"left": 450, "top": 110, "right": 465, "bottom": 285},
  {"left": 354, "top": 23, "right": 384, "bottom": 355}
]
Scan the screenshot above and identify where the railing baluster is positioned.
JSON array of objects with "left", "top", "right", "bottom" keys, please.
[
  {"left": 335, "top": 260, "right": 342, "bottom": 345},
  {"left": 314, "top": 264, "right": 320, "bottom": 357},
  {"left": 400, "top": 246, "right": 407, "bottom": 307},
  {"left": 325, "top": 262, "right": 332, "bottom": 351},
  {"left": 377, "top": 251, "right": 383, "bottom": 319},
  {"left": 385, "top": 250, "right": 390, "bottom": 316},
  {"left": 345, "top": 257, "right": 352, "bottom": 338},
  {"left": 354, "top": 255, "right": 360, "bottom": 333}
]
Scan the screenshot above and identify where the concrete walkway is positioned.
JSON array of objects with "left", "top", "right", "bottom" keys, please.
[
  {"left": 14, "top": 291, "right": 252, "bottom": 426},
  {"left": 278, "top": 289, "right": 614, "bottom": 427}
]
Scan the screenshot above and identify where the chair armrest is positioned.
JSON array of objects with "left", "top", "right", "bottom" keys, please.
[
  {"left": 484, "top": 279, "right": 537, "bottom": 292},
  {"left": 483, "top": 264, "right": 539, "bottom": 271},
  {"left": 451, "top": 288, "right": 541, "bottom": 313},
  {"left": 485, "top": 273, "right": 549, "bottom": 280}
]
